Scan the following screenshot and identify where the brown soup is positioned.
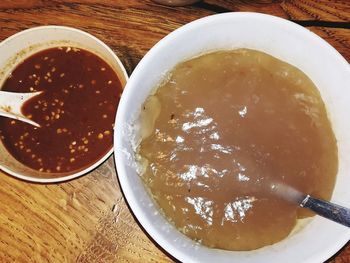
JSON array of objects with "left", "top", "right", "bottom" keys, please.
[
  {"left": 137, "top": 49, "right": 338, "bottom": 250},
  {"left": 0, "top": 47, "right": 122, "bottom": 174}
]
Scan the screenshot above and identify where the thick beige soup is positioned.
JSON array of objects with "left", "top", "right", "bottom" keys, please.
[{"left": 137, "top": 49, "right": 338, "bottom": 251}]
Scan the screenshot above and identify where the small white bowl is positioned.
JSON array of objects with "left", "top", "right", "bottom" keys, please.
[
  {"left": 114, "top": 13, "right": 350, "bottom": 262},
  {"left": 0, "top": 26, "right": 128, "bottom": 183}
]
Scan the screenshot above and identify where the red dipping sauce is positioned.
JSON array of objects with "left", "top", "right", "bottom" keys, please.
[{"left": 0, "top": 47, "right": 123, "bottom": 173}]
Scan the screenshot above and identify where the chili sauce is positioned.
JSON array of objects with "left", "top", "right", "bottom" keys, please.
[{"left": 0, "top": 47, "right": 122, "bottom": 173}]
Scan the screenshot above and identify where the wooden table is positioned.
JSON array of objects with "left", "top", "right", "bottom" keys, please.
[{"left": 0, "top": 1, "right": 349, "bottom": 262}]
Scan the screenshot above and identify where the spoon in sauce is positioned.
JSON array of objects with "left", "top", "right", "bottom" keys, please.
[
  {"left": 271, "top": 182, "right": 350, "bottom": 228},
  {"left": 0, "top": 90, "right": 42, "bottom": 127}
]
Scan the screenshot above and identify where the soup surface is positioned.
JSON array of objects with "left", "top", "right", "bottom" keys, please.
[
  {"left": 137, "top": 49, "right": 338, "bottom": 250},
  {"left": 0, "top": 47, "right": 122, "bottom": 173}
]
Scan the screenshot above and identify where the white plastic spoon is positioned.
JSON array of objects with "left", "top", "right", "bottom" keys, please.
[{"left": 0, "top": 91, "right": 42, "bottom": 127}]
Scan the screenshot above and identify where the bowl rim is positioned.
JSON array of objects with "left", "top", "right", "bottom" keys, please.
[
  {"left": 114, "top": 12, "right": 350, "bottom": 263},
  {"left": 0, "top": 25, "right": 128, "bottom": 183}
]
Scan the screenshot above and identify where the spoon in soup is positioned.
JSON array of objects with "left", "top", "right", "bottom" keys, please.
[
  {"left": 0, "top": 90, "right": 42, "bottom": 127},
  {"left": 271, "top": 182, "right": 350, "bottom": 228}
]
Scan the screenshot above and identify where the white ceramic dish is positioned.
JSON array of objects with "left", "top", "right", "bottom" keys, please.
[
  {"left": 114, "top": 12, "right": 350, "bottom": 262},
  {"left": 0, "top": 26, "right": 128, "bottom": 183}
]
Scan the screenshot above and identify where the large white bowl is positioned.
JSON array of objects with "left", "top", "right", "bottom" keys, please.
[
  {"left": 114, "top": 13, "right": 350, "bottom": 262},
  {"left": 0, "top": 26, "right": 128, "bottom": 183}
]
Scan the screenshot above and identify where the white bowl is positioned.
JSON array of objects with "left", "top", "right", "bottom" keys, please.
[
  {"left": 114, "top": 13, "right": 350, "bottom": 262},
  {"left": 0, "top": 26, "right": 128, "bottom": 183}
]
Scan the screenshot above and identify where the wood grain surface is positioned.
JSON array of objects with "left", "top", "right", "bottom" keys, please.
[{"left": 0, "top": 1, "right": 349, "bottom": 262}]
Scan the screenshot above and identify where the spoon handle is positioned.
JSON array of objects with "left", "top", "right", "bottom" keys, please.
[{"left": 301, "top": 195, "right": 350, "bottom": 228}]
